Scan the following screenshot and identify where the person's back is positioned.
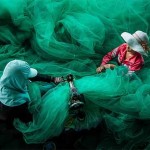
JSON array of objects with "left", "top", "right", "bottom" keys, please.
[
  {"left": 0, "top": 60, "right": 38, "bottom": 127},
  {"left": 0, "top": 59, "right": 63, "bottom": 128},
  {"left": 0, "top": 60, "right": 33, "bottom": 106}
]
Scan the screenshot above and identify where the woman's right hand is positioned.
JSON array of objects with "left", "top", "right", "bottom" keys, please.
[{"left": 54, "top": 77, "right": 63, "bottom": 84}]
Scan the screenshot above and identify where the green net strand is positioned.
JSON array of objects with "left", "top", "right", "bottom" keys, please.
[{"left": 0, "top": 0, "right": 150, "bottom": 148}]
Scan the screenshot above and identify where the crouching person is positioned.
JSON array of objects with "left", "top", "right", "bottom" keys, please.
[{"left": 0, "top": 60, "right": 62, "bottom": 129}]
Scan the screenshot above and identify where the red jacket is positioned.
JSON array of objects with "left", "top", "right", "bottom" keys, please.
[{"left": 101, "top": 43, "right": 144, "bottom": 72}]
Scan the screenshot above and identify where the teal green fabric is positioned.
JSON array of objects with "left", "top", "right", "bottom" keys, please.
[{"left": 0, "top": 0, "right": 150, "bottom": 148}]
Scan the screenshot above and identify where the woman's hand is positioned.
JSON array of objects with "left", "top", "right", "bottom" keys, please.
[
  {"left": 96, "top": 65, "right": 106, "bottom": 73},
  {"left": 54, "top": 77, "right": 63, "bottom": 84},
  {"left": 96, "top": 64, "right": 116, "bottom": 73},
  {"left": 104, "top": 64, "right": 116, "bottom": 69}
]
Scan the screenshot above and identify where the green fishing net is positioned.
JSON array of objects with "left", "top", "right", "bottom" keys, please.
[{"left": 1, "top": 0, "right": 150, "bottom": 148}]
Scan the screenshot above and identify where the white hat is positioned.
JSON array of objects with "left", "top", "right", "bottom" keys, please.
[
  {"left": 121, "top": 30, "right": 149, "bottom": 56},
  {"left": 3, "top": 60, "right": 38, "bottom": 78}
]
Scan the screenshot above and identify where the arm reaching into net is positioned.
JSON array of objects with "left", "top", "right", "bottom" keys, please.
[
  {"left": 29, "top": 73, "right": 63, "bottom": 84},
  {"left": 96, "top": 47, "right": 118, "bottom": 73},
  {"left": 96, "top": 64, "right": 116, "bottom": 73}
]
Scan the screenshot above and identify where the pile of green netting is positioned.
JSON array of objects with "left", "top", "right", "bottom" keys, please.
[{"left": 1, "top": 0, "right": 150, "bottom": 149}]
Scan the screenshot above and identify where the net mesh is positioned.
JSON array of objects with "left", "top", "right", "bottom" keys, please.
[{"left": 0, "top": 0, "right": 150, "bottom": 148}]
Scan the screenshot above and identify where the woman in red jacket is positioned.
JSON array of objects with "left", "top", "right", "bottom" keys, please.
[{"left": 96, "top": 30, "right": 149, "bottom": 74}]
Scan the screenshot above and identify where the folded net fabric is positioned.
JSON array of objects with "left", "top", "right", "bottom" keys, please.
[{"left": 0, "top": 0, "right": 150, "bottom": 148}]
